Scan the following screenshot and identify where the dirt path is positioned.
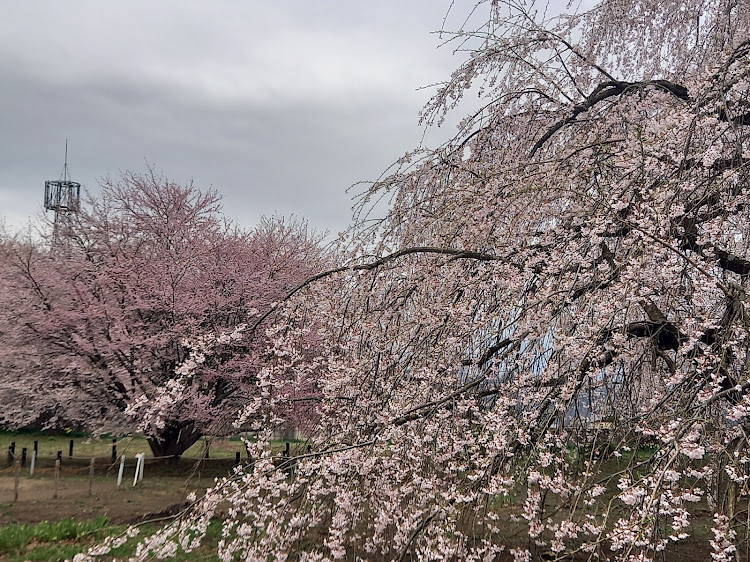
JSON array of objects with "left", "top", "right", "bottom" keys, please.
[{"left": 0, "top": 473, "right": 208, "bottom": 525}]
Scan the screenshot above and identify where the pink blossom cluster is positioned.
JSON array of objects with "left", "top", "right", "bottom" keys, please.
[{"left": 69, "top": 0, "right": 750, "bottom": 559}]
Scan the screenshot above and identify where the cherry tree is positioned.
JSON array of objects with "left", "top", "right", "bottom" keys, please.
[
  {"left": 81, "top": 0, "right": 750, "bottom": 560},
  {"left": 2, "top": 170, "right": 327, "bottom": 457},
  {"left": 0, "top": 236, "right": 95, "bottom": 431}
]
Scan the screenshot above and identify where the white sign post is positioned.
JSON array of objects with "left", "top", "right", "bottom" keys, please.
[
  {"left": 132, "top": 453, "right": 144, "bottom": 486},
  {"left": 117, "top": 455, "right": 125, "bottom": 487}
]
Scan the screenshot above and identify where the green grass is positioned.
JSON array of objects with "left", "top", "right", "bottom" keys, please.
[
  {"left": 108, "top": 520, "right": 223, "bottom": 561},
  {"left": 0, "top": 516, "right": 111, "bottom": 561},
  {"left": 0, "top": 516, "right": 223, "bottom": 561}
]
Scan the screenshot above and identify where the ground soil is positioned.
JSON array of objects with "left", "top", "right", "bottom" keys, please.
[{"left": 0, "top": 469, "right": 214, "bottom": 526}]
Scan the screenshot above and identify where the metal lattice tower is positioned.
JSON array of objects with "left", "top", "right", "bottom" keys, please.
[{"left": 44, "top": 140, "right": 81, "bottom": 237}]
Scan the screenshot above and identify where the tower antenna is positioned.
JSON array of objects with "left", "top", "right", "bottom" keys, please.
[
  {"left": 63, "top": 138, "right": 69, "bottom": 182},
  {"left": 44, "top": 140, "right": 81, "bottom": 241}
]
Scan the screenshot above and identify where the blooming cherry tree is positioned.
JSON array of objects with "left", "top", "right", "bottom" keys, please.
[
  {"left": 82, "top": 0, "right": 750, "bottom": 560},
  {"left": 1, "top": 170, "right": 327, "bottom": 457}
]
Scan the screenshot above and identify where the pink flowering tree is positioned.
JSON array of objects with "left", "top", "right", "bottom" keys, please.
[
  {"left": 2, "top": 170, "right": 327, "bottom": 457},
  {"left": 0, "top": 236, "right": 103, "bottom": 431},
  {"left": 81, "top": 0, "right": 750, "bottom": 560}
]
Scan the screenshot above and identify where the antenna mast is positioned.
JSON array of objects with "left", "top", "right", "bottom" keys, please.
[
  {"left": 63, "top": 139, "right": 69, "bottom": 182},
  {"left": 44, "top": 139, "right": 81, "bottom": 240}
]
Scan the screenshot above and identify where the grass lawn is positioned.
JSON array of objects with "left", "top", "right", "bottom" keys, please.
[{"left": 0, "top": 516, "right": 223, "bottom": 561}]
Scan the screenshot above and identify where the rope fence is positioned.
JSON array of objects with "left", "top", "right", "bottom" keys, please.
[
  {"left": 4, "top": 437, "right": 253, "bottom": 470},
  {"left": 4, "top": 452, "right": 246, "bottom": 474},
  {"left": 1, "top": 438, "right": 308, "bottom": 503}
]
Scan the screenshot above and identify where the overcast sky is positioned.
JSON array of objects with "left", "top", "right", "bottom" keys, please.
[{"left": 0, "top": 1, "right": 483, "bottom": 237}]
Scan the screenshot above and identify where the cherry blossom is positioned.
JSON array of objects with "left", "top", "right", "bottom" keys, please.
[
  {"left": 0, "top": 171, "right": 327, "bottom": 456},
  {"left": 57, "top": 0, "right": 750, "bottom": 559}
]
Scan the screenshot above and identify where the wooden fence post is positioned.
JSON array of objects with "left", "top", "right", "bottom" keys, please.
[
  {"left": 88, "top": 458, "right": 95, "bottom": 496},
  {"left": 284, "top": 442, "right": 292, "bottom": 477},
  {"left": 68, "top": 439, "right": 74, "bottom": 458},
  {"left": 53, "top": 459, "right": 60, "bottom": 499},
  {"left": 21, "top": 448, "right": 27, "bottom": 467},
  {"left": 111, "top": 439, "right": 117, "bottom": 464},
  {"left": 13, "top": 461, "right": 20, "bottom": 502}
]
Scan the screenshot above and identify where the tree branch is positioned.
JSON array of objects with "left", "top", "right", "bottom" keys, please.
[
  {"left": 530, "top": 79, "right": 690, "bottom": 156},
  {"left": 249, "top": 247, "right": 502, "bottom": 334}
]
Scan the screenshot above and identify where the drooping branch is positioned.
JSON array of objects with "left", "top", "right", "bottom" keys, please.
[
  {"left": 530, "top": 79, "right": 690, "bottom": 156},
  {"left": 249, "top": 246, "right": 503, "bottom": 334},
  {"left": 715, "top": 247, "right": 750, "bottom": 276},
  {"left": 461, "top": 336, "right": 515, "bottom": 367},
  {"left": 392, "top": 375, "right": 486, "bottom": 426},
  {"left": 623, "top": 321, "right": 685, "bottom": 351}
]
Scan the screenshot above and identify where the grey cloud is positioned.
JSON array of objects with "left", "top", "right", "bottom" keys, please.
[{"left": 0, "top": 0, "right": 475, "bottom": 235}]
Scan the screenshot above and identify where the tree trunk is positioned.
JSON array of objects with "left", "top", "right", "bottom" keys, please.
[{"left": 146, "top": 421, "right": 203, "bottom": 459}]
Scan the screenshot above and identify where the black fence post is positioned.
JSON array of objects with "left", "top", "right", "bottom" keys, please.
[
  {"left": 57, "top": 450, "right": 62, "bottom": 463},
  {"left": 235, "top": 451, "right": 240, "bottom": 465},
  {"left": 8, "top": 442, "right": 15, "bottom": 463},
  {"left": 111, "top": 439, "right": 117, "bottom": 464},
  {"left": 68, "top": 439, "right": 74, "bottom": 458},
  {"left": 33, "top": 440, "right": 38, "bottom": 454},
  {"left": 21, "top": 448, "right": 27, "bottom": 467},
  {"left": 284, "top": 442, "right": 293, "bottom": 477}
]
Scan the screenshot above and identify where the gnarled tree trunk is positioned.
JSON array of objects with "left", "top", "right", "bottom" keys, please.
[{"left": 146, "top": 420, "right": 203, "bottom": 459}]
